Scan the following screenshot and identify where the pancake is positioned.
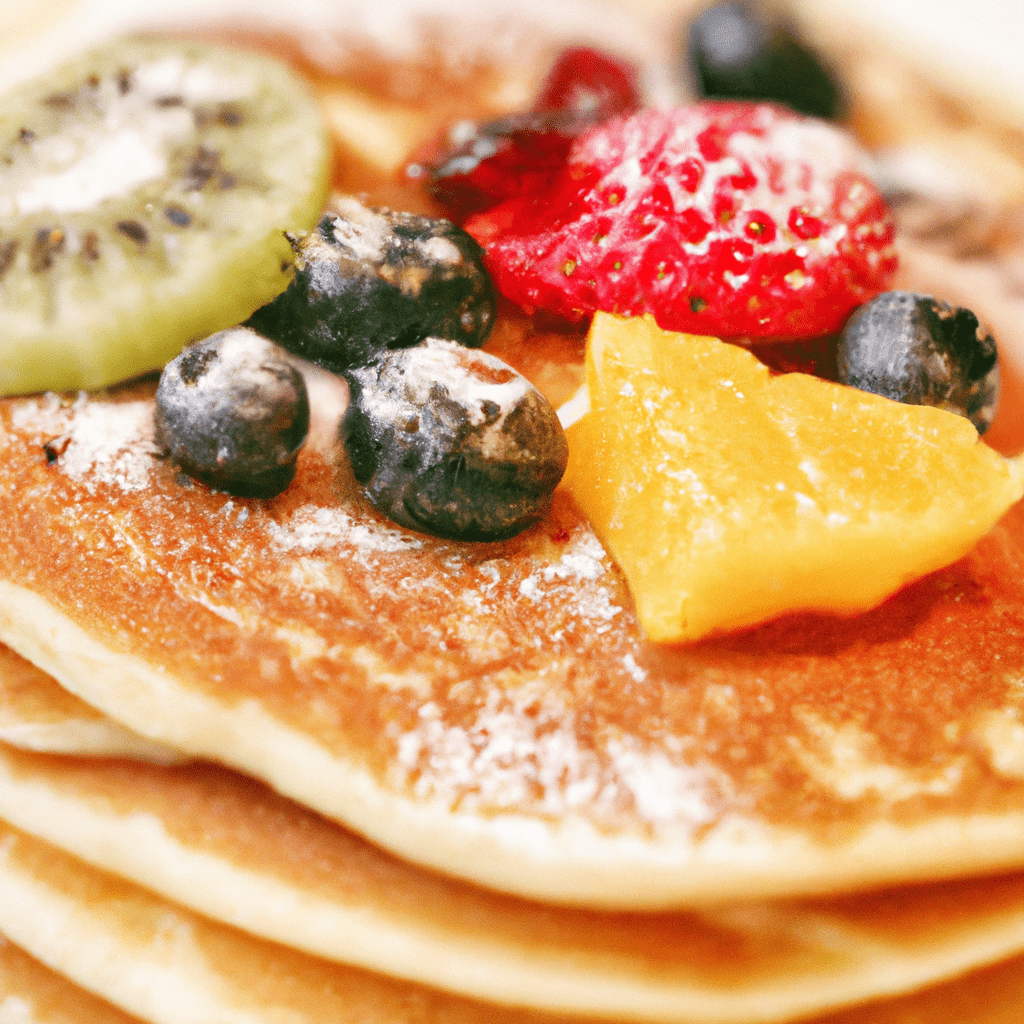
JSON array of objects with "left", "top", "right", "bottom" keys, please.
[
  {"left": 0, "top": 933, "right": 143, "bottom": 1024},
  {"left": 0, "top": 644, "right": 184, "bottom": 763},
  {"left": 0, "top": 818, "right": 545, "bottom": 1024},
  {"left": 7, "top": 656, "right": 1024, "bottom": 1021},
  {"left": 5, "top": 365, "right": 1024, "bottom": 909},
  {"left": 10, "top": 740, "right": 1024, "bottom": 1019},
  {"left": 9, "top": 814, "right": 1024, "bottom": 1024},
  {"left": 2, "top": 814, "right": 1024, "bottom": 1024},
  {"left": 9, "top": 926, "right": 1024, "bottom": 1024},
  {"left": 825, "top": 952, "right": 1024, "bottom": 1024}
]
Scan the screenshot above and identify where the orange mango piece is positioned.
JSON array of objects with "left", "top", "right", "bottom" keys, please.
[{"left": 562, "top": 313, "right": 1024, "bottom": 643}]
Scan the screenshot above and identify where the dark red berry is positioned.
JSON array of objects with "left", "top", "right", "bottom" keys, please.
[
  {"left": 534, "top": 46, "right": 641, "bottom": 122},
  {"left": 413, "top": 46, "right": 641, "bottom": 221},
  {"left": 417, "top": 113, "right": 578, "bottom": 223}
]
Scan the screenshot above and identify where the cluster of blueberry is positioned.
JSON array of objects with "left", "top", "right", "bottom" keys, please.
[{"left": 155, "top": 197, "right": 568, "bottom": 539}]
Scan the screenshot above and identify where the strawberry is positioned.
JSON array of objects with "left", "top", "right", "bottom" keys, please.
[{"left": 465, "top": 102, "right": 898, "bottom": 340}]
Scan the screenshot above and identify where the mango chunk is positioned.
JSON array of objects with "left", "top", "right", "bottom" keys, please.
[{"left": 562, "top": 313, "right": 1024, "bottom": 643}]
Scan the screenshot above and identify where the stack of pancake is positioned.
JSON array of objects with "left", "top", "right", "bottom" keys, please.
[{"left": 3, "top": 1, "right": 1024, "bottom": 1022}]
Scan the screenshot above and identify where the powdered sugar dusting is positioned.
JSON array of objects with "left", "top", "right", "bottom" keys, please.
[
  {"left": 517, "top": 527, "right": 622, "bottom": 631},
  {"left": 394, "top": 687, "right": 607, "bottom": 818},
  {"left": 376, "top": 517, "right": 723, "bottom": 832},
  {"left": 391, "top": 668, "right": 728, "bottom": 831},
  {"left": 605, "top": 734, "right": 720, "bottom": 827},
  {"left": 11, "top": 394, "right": 157, "bottom": 494},
  {"left": 542, "top": 530, "right": 607, "bottom": 583},
  {"left": 269, "top": 505, "right": 424, "bottom": 556}
]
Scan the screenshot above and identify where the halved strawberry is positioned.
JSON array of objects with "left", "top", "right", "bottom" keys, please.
[{"left": 465, "top": 102, "right": 898, "bottom": 340}]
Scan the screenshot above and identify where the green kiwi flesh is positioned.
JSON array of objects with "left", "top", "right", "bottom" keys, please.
[{"left": 0, "top": 38, "right": 332, "bottom": 395}]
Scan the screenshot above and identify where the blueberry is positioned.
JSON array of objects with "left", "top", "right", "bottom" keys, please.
[
  {"left": 155, "top": 327, "right": 309, "bottom": 497},
  {"left": 837, "top": 291, "right": 1000, "bottom": 434},
  {"left": 686, "top": 2, "right": 842, "bottom": 119},
  {"left": 343, "top": 340, "right": 568, "bottom": 540},
  {"left": 246, "top": 197, "right": 496, "bottom": 372}
]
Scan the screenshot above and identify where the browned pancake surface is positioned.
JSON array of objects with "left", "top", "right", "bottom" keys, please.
[{"left": 3, "top": 371, "right": 1024, "bottom": 900}]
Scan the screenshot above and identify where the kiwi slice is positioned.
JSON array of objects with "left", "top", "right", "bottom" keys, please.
[{"left": 0, "top": 38, "right": 332, "bottom": 395}]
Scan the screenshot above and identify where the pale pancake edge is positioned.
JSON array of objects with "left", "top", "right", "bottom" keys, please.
[
  {"left": 5, "top": 818, "right": 1024, "bottom": 1024},
  {"left": 0, "top": 645, "right": 184, "bottom": 763},
  {"left": 9, "top": 742, "right": 1024, "bottom": 1020},
  {"left": 0, "top": 932, "right": 143, "bottom": 1024}
]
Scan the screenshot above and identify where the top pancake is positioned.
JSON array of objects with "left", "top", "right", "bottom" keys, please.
[{"left": 4, "top": 365, "right": 1024, "bottom": 908}]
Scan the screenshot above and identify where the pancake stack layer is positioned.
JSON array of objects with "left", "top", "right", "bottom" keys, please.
[{"left": 2, "top": 1, "right": 1024, "bottom": 1022}]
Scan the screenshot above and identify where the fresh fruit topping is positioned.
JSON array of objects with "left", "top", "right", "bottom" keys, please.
[
  {"left": 686, "top": 1, "right": 843, "bottom": 119},
  {"left": 413, "top": 46, "right": 640, "bottom": 221},
  {"left": 837, "top": 291, "right": 1000, "bottom": 434},
  {"left": 343, "top": 340, "right": 567, "bottom": 539},
  {"left": 155, "top": 328, "right": 309, "bottom": 498},
  {"left": 562, "top": 313, "right": 1024, "bottom": 643},
  {"left": 420, "top": 114, "right": 579, "bottom": 223},
  {"left": 0, "top": 38, "right": 331, "bottom": 396},
  {"left": 466, "top": 102, "right": 897, "bottom": 341},
  {"left": 247, "top": 197, "right": 495, "bottom": 372},
  {"left": 534, "top": 45, "right": 641, "bottom": 121}
]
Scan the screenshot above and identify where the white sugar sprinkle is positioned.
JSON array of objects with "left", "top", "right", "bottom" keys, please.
[
  {"left": 269, "top": 506, "right": 423, "bottom": 555},
  {"left": 12, "top": 396, "right": 157, "bottom": 493}
]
